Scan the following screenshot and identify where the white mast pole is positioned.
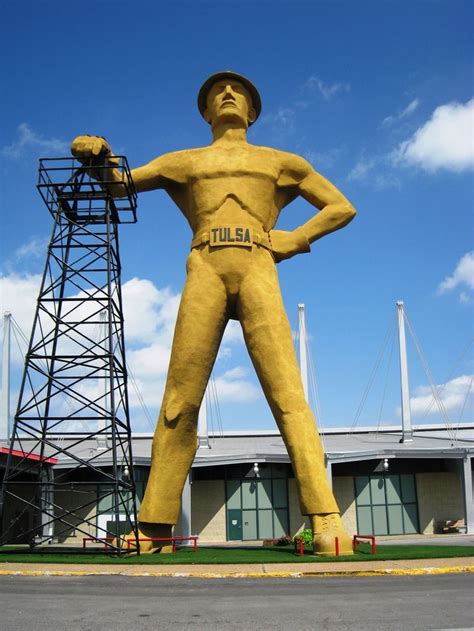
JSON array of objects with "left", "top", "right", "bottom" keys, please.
[
  {"left": 1, "top": 312, "right": 11, "bottom": 441},
  {"left": 298, "top": 304, "right": 309, "bottom": 402},
  {"left": 397, "top": 301, "right": 413, "bottom": 442},
  {"left": 198, "top": 387, "right": 210, "bottom": 448}
]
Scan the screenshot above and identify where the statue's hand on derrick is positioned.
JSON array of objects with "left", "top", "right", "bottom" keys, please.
[
  {"left": 71, "top": 135, "right": 113, "bottom": 163},
  {"left": 70, "top": 135, "right": 120, "bottom": 185},
  {"left": 269, "top": 228, "right": 311, "bottom": 263}
]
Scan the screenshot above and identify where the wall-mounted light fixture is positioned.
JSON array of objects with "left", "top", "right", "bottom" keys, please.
[
  {"left": 383, "top": 458, "right": 389, "bottom": 472},
  {"left": 253, "top": 462, "right": 260, "bottom": 476},
  {"left": 122, "top": 465, "right": 130, "bottom": 481}
]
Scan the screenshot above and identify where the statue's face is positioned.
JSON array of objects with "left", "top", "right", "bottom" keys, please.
[{"left": 204, "top": 80, "right": 256, "bottom": 128}]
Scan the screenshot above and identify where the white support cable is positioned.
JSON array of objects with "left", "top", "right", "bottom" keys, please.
[
  {"left": 11, "top": 316, "right": 30, "bottom": 346},
  {"left": 297, "top": 305, "right": 329, "bottom": 452},
  {"left": 10, "top": 316, "right": 91, "bottom": 432},
  {"left": 458, "top": 376, "right": 473, "bottom": 421},
  {"left": 210, "top": 376, "right": 219, "bottom": 440},
  {"left": 418, "top": 337, "right": 473, "bottom": 421},
  {"left": 350, "top": 315, "right": 395, "bottom": 433},
  {"left": 403, "top": 311, "right": 455, "bottom": 442},
  {"left": 376, "top": 325, "right": 396, "bottom": 434},
  {"left": 209, "top": 373, "right": 224, "bottom": 437},
  {"left": 298, "top": 304, "right": 309, "bottom": 402},
  {"left": 12, "top": 316, "right": 155, "bottom": 431},
  {"left": 454, "top": 376, "right": 473, "bottom": 442},
  {"left": 125, "top": 363, "right": 155, "bottom": 433},
  {"left": 305, "top": 329, "right": 326, "bottom": 450}
]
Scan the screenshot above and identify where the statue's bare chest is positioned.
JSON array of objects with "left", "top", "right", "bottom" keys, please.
[
  {"left": 188, "top": 148, "right": 278, "bottom": 184},
  {"left": 186, "top": 148, "right": 279, "bottom": 210}
]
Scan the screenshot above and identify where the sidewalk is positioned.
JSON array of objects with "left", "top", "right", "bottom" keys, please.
[{"left": 0, "top": 557, "right": 473, "bottom": 578}]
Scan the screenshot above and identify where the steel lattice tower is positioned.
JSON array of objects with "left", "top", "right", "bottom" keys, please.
[{"left": 1, "top": 158, "right": 139, "bottom": 553}]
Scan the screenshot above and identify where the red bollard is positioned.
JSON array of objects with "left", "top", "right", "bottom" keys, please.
[{"left": 335, "top": 536, "right": 340, "bottom": 557}]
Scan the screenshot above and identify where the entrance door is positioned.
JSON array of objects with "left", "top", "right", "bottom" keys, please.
[
  {"left": 225, "top": 465, "right": 289, "bottom": 541},
  {"left": 227, "top": 509, "right": 242, "bottom": 540},
  {"left": 242, "top": 510, "right": 258, "bottom": 540}
]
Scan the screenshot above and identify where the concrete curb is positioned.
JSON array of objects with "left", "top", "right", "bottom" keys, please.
[{"left": 0, "top": 565, "right": 473, "bottom": 578}]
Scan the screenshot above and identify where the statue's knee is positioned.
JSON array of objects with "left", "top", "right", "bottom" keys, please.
[
  {"left": 274, "top": 399, "right": 309, "bottom": 424},
  {"left": 164, "top": 390, "right": 199, "bottom": 427}
]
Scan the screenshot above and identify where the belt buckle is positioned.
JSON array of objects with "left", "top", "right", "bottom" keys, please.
[{"left": 209, "top": 225, "right": 253, "bottom": 248}]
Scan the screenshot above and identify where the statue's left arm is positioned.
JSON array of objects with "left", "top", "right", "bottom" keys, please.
[{"left": 270, "top": 155, "right": 356, "bottom": 262}]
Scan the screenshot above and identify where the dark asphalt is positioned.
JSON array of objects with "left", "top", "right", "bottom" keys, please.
[{"left": 0, "top": 574, "right": 473, "bottom": 630}]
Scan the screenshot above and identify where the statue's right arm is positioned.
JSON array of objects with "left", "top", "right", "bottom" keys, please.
[
  {"left": 130, "top": 152, "right": 187, "bottom": 193},
  {"left": 70, "top": 135, "right": 186, "bottom": 197}
]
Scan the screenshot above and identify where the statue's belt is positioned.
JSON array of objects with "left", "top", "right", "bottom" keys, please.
[{"left": 191, "top": 225, "right": 272, "bottom": 251}]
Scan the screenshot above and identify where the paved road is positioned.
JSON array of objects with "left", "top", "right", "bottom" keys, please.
[{"left": 0, "top": 574, "right": 473, "bottom": 630}]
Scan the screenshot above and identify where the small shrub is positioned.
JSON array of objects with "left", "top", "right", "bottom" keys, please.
[
  {"left": 275, "top": 535, "right": 292, "bottom": 547},
  {"left": 293, "top": 528, "right": 313, "bottom": 546}
]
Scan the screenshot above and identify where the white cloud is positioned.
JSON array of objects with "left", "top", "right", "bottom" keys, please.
[
  {"left": 14, "top": 237, "right": 49, "bottom": 260},
  {"left": 408, "top": 374, "right": 473, "bottom": 418},
  {"left": 260, "top": 75, "right": 348, "bottom": 140},
  {"left": 381, "top": 98, "right": 420, "bottom": 128},
  {"left": 1, "top": 123, "right": 69, "bottom": 159},
  {"left": 94, "top": 278, "right": 256, "bottom": 412},
  {"left": 122, "top": 277, "right": 180, "bottom": 345},
  {"left": 261, "top": 105, "right": 299, "bottom": 135},
  {"left": 0, "top": 267, "right": 258, "bottom": 430},
  {"left": 214, "top": 367, "right": 260, "bottom": 403},
  {"left": 303, "top": 148, "right": 342, "bottom": 169},
  {"left": 347, "top": 155, "right": 400, "bottom": 189},
  {"left": 437, "top": 251, "right": 474, "bottom": 303},
  {"left": 394, "top": 98, "right": 474, "bottom": 172},
  {"left": 347, "top": 157, "right": 376, "bottom": 181},
  {"left": 221, "top": 319, "right": 244, "bottom": 346},
  {"left": 305, "top": 75, "right": 350, "bottom": 100}
]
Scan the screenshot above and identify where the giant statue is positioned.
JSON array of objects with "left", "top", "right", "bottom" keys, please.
[{"left": 71, "top": 71, "right": 356, "bottom": 555}]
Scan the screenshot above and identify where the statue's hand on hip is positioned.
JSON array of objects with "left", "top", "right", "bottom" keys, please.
[{"left": 269, "top": 228, "right": 311, "bottom": 263}]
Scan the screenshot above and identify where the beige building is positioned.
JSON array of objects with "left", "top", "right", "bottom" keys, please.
[{"left": 1, "top": 423, "right": 472, "bottom": 545}]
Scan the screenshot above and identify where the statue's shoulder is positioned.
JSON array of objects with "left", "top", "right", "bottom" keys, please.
[
  {"left": 157, "top": 147, "right": 197, "bottom": 164},
  {"left": 149, "top": 148, "right": 205, "bottom": 180},
  {"left": 251, "top": 145, "right": 312, "bottom": 172}
]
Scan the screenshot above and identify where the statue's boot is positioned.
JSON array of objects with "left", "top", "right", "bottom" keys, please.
[
  {"left": 311, "top": 513, "right": 353, "bottom": 556},
  {"left": 113, "top": 523, "right": 174, "bottom": 554}
]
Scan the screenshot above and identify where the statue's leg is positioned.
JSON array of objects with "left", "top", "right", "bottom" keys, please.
[
  {"left": 135, "top": 250, "right": 228, "bottom": 549},
  {"left": 237, "top": 249, "right": 352, "bottom": 555}
]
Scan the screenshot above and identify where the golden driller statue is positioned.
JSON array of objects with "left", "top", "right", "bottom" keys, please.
[{"left": 71, "top": 71, "right": 356, "bottom": 555}]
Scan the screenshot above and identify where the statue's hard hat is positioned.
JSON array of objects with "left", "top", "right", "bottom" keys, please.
[{"left": 197, "top": 71, "right": 262, "bottom": 124}]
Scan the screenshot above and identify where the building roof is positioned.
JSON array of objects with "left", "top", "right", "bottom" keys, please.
[{"left": 1, "top": 424, "right": 472, "bottom": 469}]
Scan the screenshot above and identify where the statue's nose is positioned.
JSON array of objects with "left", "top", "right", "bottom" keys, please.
[{"left": 223, "top": 84, "right": 235, "bottom": 98}]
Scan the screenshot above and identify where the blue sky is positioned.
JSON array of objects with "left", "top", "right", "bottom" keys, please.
[{"left": 1, "top": 0, "right": 473, "bottom": 434}]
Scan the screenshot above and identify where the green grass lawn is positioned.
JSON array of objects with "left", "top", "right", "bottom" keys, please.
[{"left": 0, "top": 543, "right": 473, "bottom": 565}]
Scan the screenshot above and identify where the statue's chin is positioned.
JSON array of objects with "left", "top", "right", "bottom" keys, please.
[{"left": 212, "top": 111, "right": 248, "bottom": 129}]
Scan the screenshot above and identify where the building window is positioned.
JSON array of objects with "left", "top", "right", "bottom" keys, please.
[
  {"left": 96, "top": 469, "right": 147, "bottom": 537},
  {"left": 354, "top": 474, "right": 419, "bottom": 535},
  {"left": 225, "top": 464, "right": 289, "bottom": 541}
]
